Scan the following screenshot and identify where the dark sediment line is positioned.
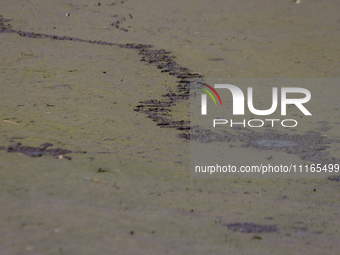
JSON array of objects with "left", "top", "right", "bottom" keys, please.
[
  {"left": 223, "top": 222, "right": 278, "bottom": 233},
  {"left": 121, "top": 44, "right": 201, "bottom": 131},
  {"left": 2, "top": 142, "right": 86, "bottom": 159}
]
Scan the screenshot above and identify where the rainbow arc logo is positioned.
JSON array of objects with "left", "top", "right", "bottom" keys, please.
[{"left": 197, "top": 82, "right": 222, "bottom": 115}]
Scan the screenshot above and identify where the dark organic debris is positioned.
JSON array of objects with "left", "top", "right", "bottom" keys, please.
[
  {"left": 109, "top": 15, "right": 127, "bottom": 31},
  {"left": 0, "top": 15, "right": 12, "bottom": 32},
  {"left": 126, "top": 44, "right": 200, "bottom": 131},
  {"left": 224, "top": 222, "right": 278, "bottom": 233},
  {"left": 327, "top": 175, "right": 340, "bottom": 182},
  {"left": 293, "top": 226, "right": 308, "bottom": 232},
  {"left": 6, "top": 143, "right": 86, "bottom": 159},
  {"left": 0, "top": 17, "right": 118, "bottom": 45},
  {"left": 97, "top": 168, "right": 108, "bottom": 173}
]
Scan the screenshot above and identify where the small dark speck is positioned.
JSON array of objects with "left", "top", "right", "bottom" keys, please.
[
  {"left": 130, "top": 231, "right": 134, "bottom": 235},
  {"left": 97, "top": 168, "right": 108, "bottom": 173}
]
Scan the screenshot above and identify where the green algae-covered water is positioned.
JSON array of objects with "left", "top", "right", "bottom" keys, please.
[{"left": 0, "top": 0, "right": 339, "bottom": 254}]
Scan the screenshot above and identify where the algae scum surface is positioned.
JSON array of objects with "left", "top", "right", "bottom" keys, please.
[{"left": 1, "top": 0, "right": 340, "bottom": 254}]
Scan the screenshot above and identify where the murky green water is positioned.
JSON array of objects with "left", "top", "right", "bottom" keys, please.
[{"left": 0, "top": 0, "right": 339, "bottom": 254}]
